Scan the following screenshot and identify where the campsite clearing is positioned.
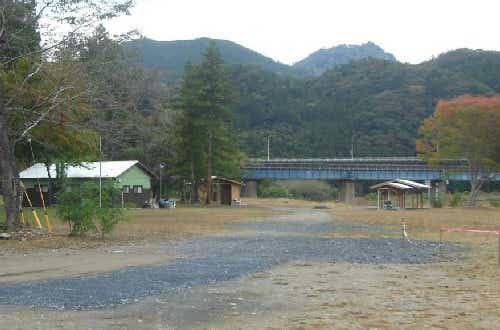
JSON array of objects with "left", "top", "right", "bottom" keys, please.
[{"left": 0, "top": 200, "right": 499, "bottom": 329}]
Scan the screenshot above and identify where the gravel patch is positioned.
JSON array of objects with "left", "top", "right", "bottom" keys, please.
[
  {"left": 0, "top": 235, "right": 461, "bottom": 311},
  {"left": 228, "top": 220, "right": 388, "bottom": 234},
  {"left": 0, "top": 210, "right": 463, "bottom": 311}
]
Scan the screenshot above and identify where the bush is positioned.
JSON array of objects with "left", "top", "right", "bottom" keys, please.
[
  {"left": 57, "top": 182, "right": 122, "bottom": 237},
  {"left": 258, "top": 183, "right": 290, "bottom": 198},
  {"left": 282, "top": 180, "right": 337, "bottom": 201},
  {"left": 258, "top": 180, "right": 336, "bottom": 201},
  {"left": 431, "top": 196, "right": 443, "bottom": 208},
  {"left": 449, "top": 192, "right": 464, "bottom": 207},
  {"left": 97, "top": 207, "right": 123, "bottom": 236},
  {"left": 488, "top": 199, "right": 500, "bottom": 208},
  {"left": 365, "top": 192, "right": 378, "bottom": 202}
]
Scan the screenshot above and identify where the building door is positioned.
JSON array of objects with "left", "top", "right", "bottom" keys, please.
[{"left": 220, "top": 184, "right": 232, "bottom": 205}]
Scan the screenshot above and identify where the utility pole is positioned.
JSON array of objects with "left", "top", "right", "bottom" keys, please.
[
  {"left": 99, "top": 136, "right": 102, "bottom": 208},
  {"left": 267, "top": 136, "right": 270, "bottom": 161},
  {"left": 350, "top": 133, "right": 355, "bottom": 159},
  {"left": 159, "top": 163, "right": 164, "bottom": 199}
]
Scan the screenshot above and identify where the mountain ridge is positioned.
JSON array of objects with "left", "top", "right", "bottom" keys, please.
[
  {"left": 125, "top": 37, "right": 398, "bottom": 80},
  {"left": 126, "top": 37, "right": 294, "bottom": 80},
  {"left": 292, "top": 41, "right": 397, "bottom": 76}
]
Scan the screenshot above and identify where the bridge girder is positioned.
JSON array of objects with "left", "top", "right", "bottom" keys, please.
[{"left": 242, "top": 158, "right": 500, "bottom": 182}]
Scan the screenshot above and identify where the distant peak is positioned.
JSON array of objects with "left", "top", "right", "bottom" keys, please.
[{"left": 293, "top": 42, "right": 397, "bottom": 76}]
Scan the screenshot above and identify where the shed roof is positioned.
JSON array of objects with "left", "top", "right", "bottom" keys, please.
[
  {"left": 371, "top": 179, "right": 430, "bottom": 191},
  {"left": 210, "top": 176, "right": 244, "bottom": 186},
  {"left": 20, "top": 161, "right": 154, "bottom": 179},
  {"left": 393, "top": 179, "right": 430, "bottom": 190}
]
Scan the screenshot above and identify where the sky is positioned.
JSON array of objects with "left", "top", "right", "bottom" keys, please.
[{"left": 106, "top": 0, "right": 500, "bottom": 65}]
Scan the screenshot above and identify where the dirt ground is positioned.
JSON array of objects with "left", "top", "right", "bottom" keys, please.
[
  {"left": 0, "top": 199, "right": 499, "bottom": 329},
  {"left": 0, "top": 206, "right": 277, "bottom": 283},
  {"left": 1, "top": 260, "right": 498, "bottom": 329}
]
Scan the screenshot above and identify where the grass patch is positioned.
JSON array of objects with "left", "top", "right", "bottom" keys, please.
[{"left": 0, "top": 204, "right": 279, "bottom": 251}]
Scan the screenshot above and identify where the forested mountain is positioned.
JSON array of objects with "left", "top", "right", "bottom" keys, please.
[
  {"left": 126, "top": 37, "right": 293, "bottom": 81},
  {"left": 125, "top": 38, "right": 500, "bottom": 159},
  {"left": 292, "top": 42, "right": 397, "bottom": 76},
  {"left": 231, "top": 53, "right": 496, "bottom": 158},
  {"left": 125, "top": 38, "right": 398, "bottom": 80}
]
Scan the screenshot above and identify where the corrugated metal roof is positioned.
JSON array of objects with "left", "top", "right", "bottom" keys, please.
[
  {"left": 384, "top": 182, "right": 413, "bottom": 190},
  {"left": 20, "top": 161, "right": 140, "bottom": 179},
  {"left": 371, "top": 179, "right": 431, "bottom": 191},
  {"left": 394, "top": 179, "right": 430, "bottom": 189}
]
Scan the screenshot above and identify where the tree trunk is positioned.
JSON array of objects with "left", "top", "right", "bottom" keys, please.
[
  {"left": 190, "top": 158, "right": 197, "bottom": 204},
  {"left": 45, "top": 163, "right": 53, "bottom": 206},
  {"left": 467, "top": 160, "right": 483, "bottom": 208},
  {"left": 0, "top": 110, "right": 21, "bottom": 231},
  {"left": 467, "top": 179, "right": 483, "bottom": 208},
  {"left": 206, "top": 131, "right": 212, "bottom": 205}
]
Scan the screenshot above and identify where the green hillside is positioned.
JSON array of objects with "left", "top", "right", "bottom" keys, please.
[
  {"left": 231, "top": 53, "right": 497, "bottom": 158},
  {"left": 126, "top": 39, "right": 500, "bottom": 158},
  {"left": 126, "top": 37, "right": 293, "bottom": 80}
]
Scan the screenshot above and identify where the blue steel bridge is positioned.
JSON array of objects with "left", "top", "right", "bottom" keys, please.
[
  {"left": 242, "top": 157, "right": 477, "bottom": 181},
  {"left": 241, "top": 157, "right": 500, "bottom": 202}
]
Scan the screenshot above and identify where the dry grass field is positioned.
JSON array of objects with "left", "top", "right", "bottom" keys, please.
[{"left": 0, "top": 205, "right": 279, "bottom": 253}]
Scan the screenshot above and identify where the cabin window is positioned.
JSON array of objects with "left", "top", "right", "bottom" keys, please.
[
  {"left": 39, "top": 185, "right": 49, "bottom": 193},
  {"left": 123, "top": 186, "right": 130, "bottom": 193},
  {"left": 133, "top": 185, "right": 143, "bottom": 194}
]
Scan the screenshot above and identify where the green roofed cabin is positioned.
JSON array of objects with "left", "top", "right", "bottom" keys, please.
[{"left": 19, "top": 161, "right": 156, "bottom": 208}]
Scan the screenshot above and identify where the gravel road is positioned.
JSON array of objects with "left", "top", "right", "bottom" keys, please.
[{"left": 0, "top": 209, "right": 462, "bottom": 311}]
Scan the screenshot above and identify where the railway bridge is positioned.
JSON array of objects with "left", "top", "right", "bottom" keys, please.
[{"left": 241, "top": 157, "right": 500, "bottom": 203}]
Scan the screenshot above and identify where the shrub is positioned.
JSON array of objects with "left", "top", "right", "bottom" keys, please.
[
  {"left": 258, "top": 183, "right": 290, "bottom": 198},
  {"left": 489, "top": 199, "right": 500, "bottom": 208},
  {"left": 282, "top": 180, "right": 337, "bottom": 201},
  {"left": 448, "top": 192, "right": 464, "bottom": 207},
  {"left": 365, "top": 192, "right": 378, "bottom": 202},
  {"left": 57, "top": 182, "right": 122, "bottom": 237},
  {"left": 431, "top": 196, "right": 443, "bottom": 208},
  {"left": 97, "top": 207, "right": 123, "bottom": 236},
  {"left": 258, "top": 180, "right": 336, "bottom": 201}
]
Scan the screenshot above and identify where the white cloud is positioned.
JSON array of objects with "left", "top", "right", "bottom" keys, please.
[{"left": 106, "top": 0, "right": 500, "bottom": 64}]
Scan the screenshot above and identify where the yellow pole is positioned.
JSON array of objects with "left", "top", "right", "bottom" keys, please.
[
  {"left": 37, "top": 184, "right": 51, "bottom": 233},
  {"left": 23, "top": 190, "right": 42, "bottom": 229},
  {"left": 20, "top": 209, "right": 25, "bottom": 226}
]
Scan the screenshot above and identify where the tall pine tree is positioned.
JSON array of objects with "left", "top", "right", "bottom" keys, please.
[{"left": 177, "top": 42, "right": 243, "bottom": 204}]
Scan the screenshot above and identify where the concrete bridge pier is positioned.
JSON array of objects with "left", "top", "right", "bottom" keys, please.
[
  {"left": 338, "top": 180, "right": 355, "bottom": 204},
  {"left": 242, "top": 180, "right": 258, "bottom": 198}
]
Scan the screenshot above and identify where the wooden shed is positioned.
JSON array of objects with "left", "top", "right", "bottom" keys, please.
[
  {"left": 198, "top": 177, "right": 244, "bottom": 205},
  {"left": 371, "top": 179, "right": 430, "bottom": 210}
]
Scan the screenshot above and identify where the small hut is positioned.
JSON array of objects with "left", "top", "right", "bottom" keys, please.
[
  {"left": 198, "top": 177, "right": 244, "bottom": 205},
  {"left": 371, "top": 179, "right": 430, "bottom": 210},
  {"left": 19, "top": 161, "right": 156, "bottom": 208}
]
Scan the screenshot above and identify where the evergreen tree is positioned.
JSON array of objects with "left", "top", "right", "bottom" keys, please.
[{"left": 176, "top": 43, "right": 243, "bottom": 204}]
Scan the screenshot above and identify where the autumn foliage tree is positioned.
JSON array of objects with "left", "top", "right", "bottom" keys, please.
[{"left": 417, "top": 96, "right": 500, "bottom": 207}]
